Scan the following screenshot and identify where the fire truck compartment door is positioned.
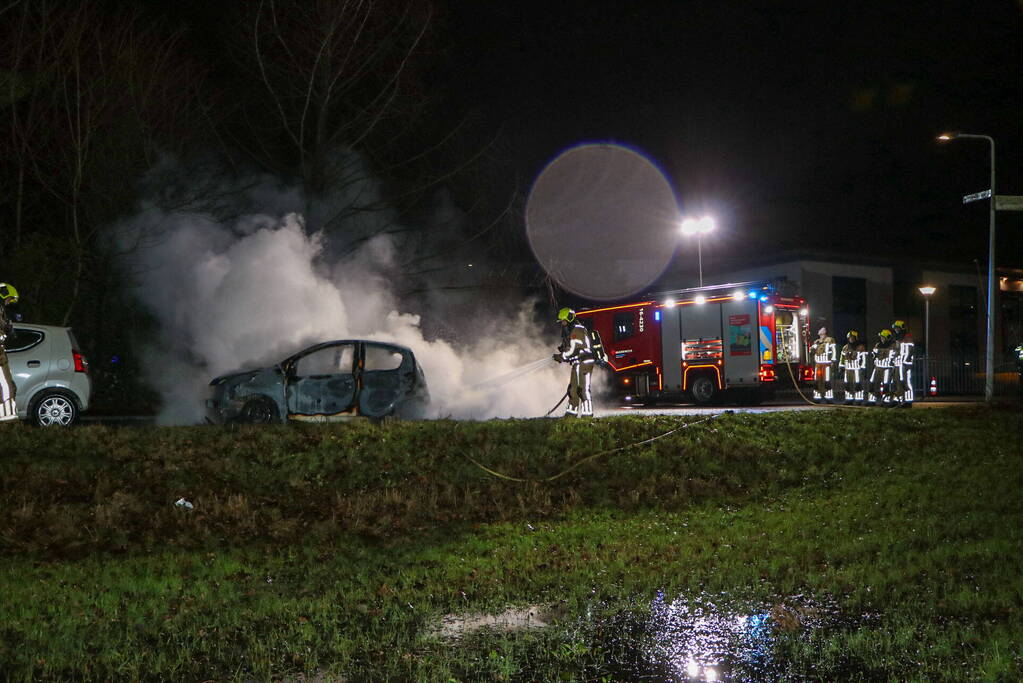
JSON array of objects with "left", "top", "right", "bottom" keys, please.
[
  {"left": 659, "top": 305, "right": 682, "bottom": 391},
  {"left": 722, "top": 299, "right": 758, "bottom": 385},
  {"left": 679, "top": 303, "right": 722, "bottom": 340}
]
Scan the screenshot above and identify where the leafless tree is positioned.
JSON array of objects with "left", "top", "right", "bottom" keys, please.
[{"left": 0, "top": 1, "right": 206, "bottom": 324}]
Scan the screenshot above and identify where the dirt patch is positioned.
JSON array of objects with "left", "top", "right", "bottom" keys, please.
[{"left": 433, "top": 605, "right": 551, "bottom": 639}]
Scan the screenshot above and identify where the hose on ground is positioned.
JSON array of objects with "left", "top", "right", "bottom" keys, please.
[{"left": 459, "top": 413, "right": 724, "bottom": 483}]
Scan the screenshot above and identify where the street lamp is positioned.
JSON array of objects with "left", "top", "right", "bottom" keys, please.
[
  {"left": 680, "top": 215, "right": 716, "bottom": 287},
  {"left": 919, "top": 285, "right": 936, "bottom": 399},
  {"left": 937, "top": 132, "right": 996, "bottom": 402}
]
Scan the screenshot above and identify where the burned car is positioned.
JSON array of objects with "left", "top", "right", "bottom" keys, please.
[{"left": 205, "top": 340, "right": 429, "bottom": 424}]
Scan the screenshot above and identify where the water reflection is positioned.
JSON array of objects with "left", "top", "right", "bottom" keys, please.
[
  {"left": 649, "top": 590, "right": 777, "bottom": 680},
  {"left": 587, "top": 591, "right": 845, "bottom": 681}
]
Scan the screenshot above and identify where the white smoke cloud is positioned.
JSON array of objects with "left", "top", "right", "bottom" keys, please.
[{"left": 119, "top": 179, "right": 572, "bottom": 424}]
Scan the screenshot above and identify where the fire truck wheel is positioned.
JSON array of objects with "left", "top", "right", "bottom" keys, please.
[{"left": 689, "top": 376, "right": 718, "bottom": 405}]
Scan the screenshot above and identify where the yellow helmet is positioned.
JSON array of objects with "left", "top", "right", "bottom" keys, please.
[
  {"left": 892, "top": 320, "right": 906, "bottom": 332},
  {"left": 847, "top": 330, "right": 859, "bottom": 342},
  {"left": 879, "top": 329, "right": 893, "bottom": 341},
  {"left": 556, "top": 307, "right": 576, "bottom": 324},
  {"left": 0, "top": 283, "right": 18, "bottom": 304}
]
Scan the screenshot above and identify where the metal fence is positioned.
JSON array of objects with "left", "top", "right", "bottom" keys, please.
[{"left": 913, "top": 356, "right": 1020, "bottom": 397}]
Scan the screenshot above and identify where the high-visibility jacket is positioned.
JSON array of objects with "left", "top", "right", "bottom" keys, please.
[
  {"left": 560, "top": 323, "right": 594, "bottom": 364},
  {"left": 872, "top": 339, "right": 896, "bottom": 367},
  {"left": 840, "top": 342, "right": 867, "bottom": 370},
  {"left": 811, "top": 336, "right": 836, "bottom": 364},
  {"left": 894, "top": 333, "right": 914, "bottom": 368}
]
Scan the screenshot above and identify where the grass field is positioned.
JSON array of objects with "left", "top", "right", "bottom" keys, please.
[{"left": 1, "top": 406, "right": 1021, "bottom": 681}]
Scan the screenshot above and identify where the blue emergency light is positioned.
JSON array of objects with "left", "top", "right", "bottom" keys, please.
[{"left": 654, "top": 311, "right": 661, "bottom": 321}]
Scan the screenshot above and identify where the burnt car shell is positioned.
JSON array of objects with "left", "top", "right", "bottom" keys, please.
[{"left": 205, "top": 340, "right": 429, "bottom": 424}]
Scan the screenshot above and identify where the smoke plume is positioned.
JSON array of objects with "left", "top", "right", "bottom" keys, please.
[{"left": 119, "top": 167, "right": 571, "bottom": 423}]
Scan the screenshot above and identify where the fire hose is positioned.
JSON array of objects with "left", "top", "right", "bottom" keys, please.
[
  {"left": 783, "top": 360, "right": 873, "bottom": 410},
  {"left": 459, "top": 413, "right": 725, "bottom": 483}
]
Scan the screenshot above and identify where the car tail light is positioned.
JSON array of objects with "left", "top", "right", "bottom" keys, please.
[
  {"left": 759, "top": 364, "right": 776, "bottom": 382},
  {"left": 72, "top": 349, "right": 88, "bottom": 374}
]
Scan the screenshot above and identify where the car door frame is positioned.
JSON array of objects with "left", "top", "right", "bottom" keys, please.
[
  {"left": 282, "top": 340, "right": 361, "bottom": 421},
  {"left": 358, "top": 341, "right": 416, "bottom": 418}
]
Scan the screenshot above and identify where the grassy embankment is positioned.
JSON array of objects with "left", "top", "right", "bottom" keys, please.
[{"left": 1, "top": 407, "right": 1022, "bottom": 680}]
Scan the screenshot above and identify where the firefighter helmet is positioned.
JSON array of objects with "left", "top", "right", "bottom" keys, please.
[
  {"left": 0, "top": 283, "right": 18, "bottom": 305},
  {"left": 817, "top": 327, "right": 828, "bottom": 337},
  {"left": 847, "top": 330, "right": 860, "bottom": 343},
  {"left": 891, "top": 319, "right": 907, "bottom": 339},
  {"left": 879, "top": 329, "right": 893, "bottom": 342},
  {"left": 556, "top": 307, "right": 576, "bottom": 324}
]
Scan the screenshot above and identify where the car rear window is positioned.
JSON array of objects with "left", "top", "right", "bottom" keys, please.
[{"left": 5, "top": 328, "right": 44, "bottom": 353}]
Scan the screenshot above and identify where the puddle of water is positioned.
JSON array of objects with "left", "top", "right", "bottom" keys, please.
[
  {"left": 579, "top": 590, "right": 854, "bottom": 681},
  {"left": 432, "top": 605, "right": 551, "bottom": 639},
  {"left": 429, "top": 592, "right": 861, "bottom": 680}
]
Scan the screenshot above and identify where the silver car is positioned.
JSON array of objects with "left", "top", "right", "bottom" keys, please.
[
  {"left": 205, "top": 339, "right": 430, "bottom": 424},
  {"left": 6, "top": 323, "right": 92, "bottom": 426}
]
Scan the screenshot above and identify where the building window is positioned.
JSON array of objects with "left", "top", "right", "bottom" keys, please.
[
  {"left": 832, "top": 276, "right": 866, "bottom": 342},
  {"left": 949, "top": 285, "right": 978, "bottom": 363}
]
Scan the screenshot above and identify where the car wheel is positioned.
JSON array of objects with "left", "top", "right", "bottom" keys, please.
[
  {"left": 690, "top": 376, "right": 718, "bottom": 406},
  {"left": 32, "top": 391, "right": 79, "bottom": 427},
  {"left": 238, "top": 396, "right": 278, "bottom": 424}
]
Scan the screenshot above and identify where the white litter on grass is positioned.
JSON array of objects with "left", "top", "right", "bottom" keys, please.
[
  {"left": 433, "top": 605, "right": 550, "bottom": 639},
  {"left": 174, "top": 497, "right": 194, "bottom": 510}
]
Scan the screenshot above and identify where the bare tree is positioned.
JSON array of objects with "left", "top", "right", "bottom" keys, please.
[
  {"left": 228, "top": 0, "right": 435, "bottom": 195},
  {"left": 0, "top": 1, "right": 206, "bottom": 324}
]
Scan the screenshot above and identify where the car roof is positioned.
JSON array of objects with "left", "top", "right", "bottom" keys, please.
[
  {"left": 293, "top": 339, "right": 415, "bottom": 356},
  {"left": 11, "top": 323, "right": 71, "bottom": 333}
]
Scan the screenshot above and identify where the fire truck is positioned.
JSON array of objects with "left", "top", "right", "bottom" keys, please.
[{"left": 576, "top": 281, "right": 813, "bottom": 405}]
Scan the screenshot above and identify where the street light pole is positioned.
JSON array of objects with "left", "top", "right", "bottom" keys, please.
[
  {"left": 937, "top": 132, "right": 996, "bottom": 402},
  {"left": 919, "top": 286, "right": 935, "bottom": 400},
  {"left": 680, "top": 216, "right": 716, "bottom": 289},
  {"left": 697, "top": 233, "right": 704, "bottom": 287}
]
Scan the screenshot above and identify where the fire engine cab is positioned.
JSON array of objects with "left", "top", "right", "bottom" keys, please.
[{"left": 576, "top": 281, "right": 812, "bottom": 405}]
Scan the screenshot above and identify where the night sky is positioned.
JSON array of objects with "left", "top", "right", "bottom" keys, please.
[{"left": 444, "top": 0, "right": 1023, "bottom": 269}]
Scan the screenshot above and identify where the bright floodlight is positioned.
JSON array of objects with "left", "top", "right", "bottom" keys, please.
[
  {"left": 663, "top": 298, "right": 676, "bottom": 308},
  {"left": 732, "top": 290, "right": 744, "bottom": 301},
  {"left": 680, "top": 215, "right": 716, "bottom": 236},
  {"left": 937, "top": 133, "right": 954, "bottom": 141},
  {"left": 763, "top": 305, "right": 774, "bottom": 314},
  {"left": 799, "top": 308, "right": 808, "bottom": 316},
  {"left": 919, "top": 285, "right": 936, "bottom": 296},
  {"left": 694, "top": 294, "right": 706, "bottom": 305}
]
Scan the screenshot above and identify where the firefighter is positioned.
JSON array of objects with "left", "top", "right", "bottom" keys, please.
[
  {"left": 553, "top": 307, "right": 594, "bottom": 417},
  {"left": 866, "top": 328, "right": 896, "bottom": 406},
  {"left": 0, "top": 283, "right": 19, "bottom": 423},
  {"left": 890, "top": 320, "right": 914, "bottom": 407},
  {"left": 839, "top": 330, "right": 867, "bottom": 404},
  {"left": 809, "top": 326, "right": 837, "bottom": 403}
]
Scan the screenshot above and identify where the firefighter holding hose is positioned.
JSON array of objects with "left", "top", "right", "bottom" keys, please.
[
  {"left": 553, "top": 307, "right": 595, "bottom": 417},
  {"left": 810, "top": 326, "right": 837, "bottom": 403},
  {"left": 0, "top": 283, "right": 19, "bottom": 422}
]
